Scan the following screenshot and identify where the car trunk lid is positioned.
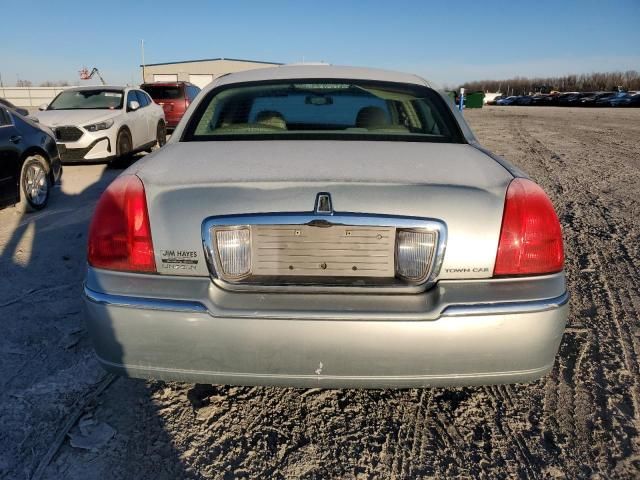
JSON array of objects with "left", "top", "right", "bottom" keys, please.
[{"left": 134, "top": 141, "right": 513, "bottom": 281}]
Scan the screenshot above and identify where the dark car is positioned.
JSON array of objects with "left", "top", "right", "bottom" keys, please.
[
  {"left": 557, "top": 93, "right": 582, "bottom": 106},
  {"left": 579, "top": 92, "right": 611, "bottom": 107},
  {"left": 141, "top": 82, "right": 201, "bottom": 129},
  {"left": 496, "top": 96, "right": 519, "bottom": 105},
  {"left": 0, "top": 105, "right": 62, "bottom": 211},
  {"left": 593, "top": 92, "right": 618, "bottom": 107},
  {"left": 607, "top": 93, "right": 632, "bottom": 107},
  {"left": 0, "top": 97, "right": 30, "bottom": 117},
  {"left": 515, "top": 95, "right": 533, "bottom": 106},
  {"left": 531, "top": 94, "right": 555, "bottom": 106}
]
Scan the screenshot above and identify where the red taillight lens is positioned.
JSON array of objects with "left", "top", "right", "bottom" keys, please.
[
  {"left": 88, "top": 175, "right": 155, "bottom": 272},
  {"left": 494, "top": 178, "right": 564, "bottom": 276}
]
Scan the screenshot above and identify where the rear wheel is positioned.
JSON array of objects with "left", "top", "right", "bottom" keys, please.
[
  {"left": 18, "top": 155, "right": 50, "bottom": 212},
  {"left": 156, "top": 121, "right": 167, "bottom": 148}
]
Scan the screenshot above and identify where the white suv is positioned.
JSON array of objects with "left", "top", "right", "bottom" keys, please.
[{"left": 34, "top": 86, "right": 166, "bottom": 163}]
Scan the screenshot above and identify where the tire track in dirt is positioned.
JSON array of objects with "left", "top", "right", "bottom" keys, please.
[
  {"left": 477, "top": 118, "right": 578, "bottom": 476},
  {"left": 490, "top": 110, "right": 640, "bottom": 474},
  {"left": 516, "top": 120, "right": 640, "bottom": 429},
  {"left": 484, "top": 386, "right": 539, "bottom": 479},
  {"left": 404, "top": 390, "right": 431, "bottom": 478},
  {"left": 389, "top": 401, "right": 413, "bottom": 478}
]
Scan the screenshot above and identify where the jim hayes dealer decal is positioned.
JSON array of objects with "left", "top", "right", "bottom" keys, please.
[{"left": 160, "top": 249, "right": 199, "bottom": 270}]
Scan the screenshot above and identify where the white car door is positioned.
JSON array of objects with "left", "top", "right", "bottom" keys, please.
[
  {"left": 125, "top": 90, "right": 148, "bottom": 149},
  {"left": 136, "top": 90, "right": 158, "bottom": 144}
]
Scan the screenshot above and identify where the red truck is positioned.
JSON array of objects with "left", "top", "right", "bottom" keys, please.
[{"left": 141, "top": 82, "right": 200, "bottom": 130}]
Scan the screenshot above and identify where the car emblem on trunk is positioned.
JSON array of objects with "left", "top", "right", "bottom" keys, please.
[{"left": 314, "top": 192, "right": 333, "bottom": 215}]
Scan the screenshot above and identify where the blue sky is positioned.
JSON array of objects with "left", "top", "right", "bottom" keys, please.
[{"left": 1, "top": 0, "right": 638, "bottom": 87}]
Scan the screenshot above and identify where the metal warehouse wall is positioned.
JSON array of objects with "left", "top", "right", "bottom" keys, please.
[
  {"left": 0, "top": 86, "right": 70, "bottom": 108},
  {"left": 142, "top": 59, "right": 280, "bottom": 88}
]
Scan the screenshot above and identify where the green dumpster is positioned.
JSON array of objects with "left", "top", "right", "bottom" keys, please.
[{"left": 464, "top": 91, "right": 485, "bottom": 108}]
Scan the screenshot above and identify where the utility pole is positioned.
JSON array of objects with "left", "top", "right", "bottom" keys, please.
[{"left": 141, "top": 39, "right": 146, "bottom": 84}]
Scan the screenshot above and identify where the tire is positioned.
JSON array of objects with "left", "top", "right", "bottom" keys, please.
[
  {"left": 17, "top": 155, "right": 50, "bottom": 212},
  {"left": 116, "top": 129, "right": 132, "bottom": 159},
  {"left": 156, "top": 121, "right": 167, "bottom": 148}
]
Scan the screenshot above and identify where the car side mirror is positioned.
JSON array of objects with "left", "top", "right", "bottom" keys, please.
[
  {"left": 38, "top": 103, "right": 48, "bottom": 111},
  {"left": 16, "top": 107, "right": 30, "bottom": 116},
  {"left": 128, "top": 100, "right": 140, "bottom": 111}
]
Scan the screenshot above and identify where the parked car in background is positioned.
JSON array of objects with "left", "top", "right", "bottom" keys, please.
[
  {"left": 496, "top": 96, "right": 518, "bottom": 105},
  {"left": 579, "top": 92, "right": 605, "bottom": 106},
  {"left": 0, "top": 97, "right": 30, "bottom": 117},
  {"left": 141, "top": 82, "right": 200, "bottom": 129},
  {"left": 557, "top": 93, "right": 582, "bottom": 106},
  {"left": 594, "top": 92, "right": 619, "bottom": 107},
  {"left": 84, "top": 65, "right": 567, "bottom": 388},
  {"left": 0, "top": 104, "right": 62, "bottom": 211},
  {"left": 33, "top": 86, "right": 166, "bottom": 163},
  {"left": 485, "top": 95, "right": 504, "bottom": 105},
  {"left": 607, "top": 93, "right": 631, "bottom": 107},
  {"left": 515, "top": 96, "right": 533, "bottom": 106},
  {"left": 531, "top": 94, "right": 556, "bottom": 106},
  {"left": 491, "top": 91, "right": 639, "bottom": 108}
]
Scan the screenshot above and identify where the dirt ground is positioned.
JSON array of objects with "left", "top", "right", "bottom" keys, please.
[{"left": 1, "top": 106, "right": 639, "bottom": 479}]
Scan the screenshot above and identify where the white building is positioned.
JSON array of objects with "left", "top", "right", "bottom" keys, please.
[{"left": 141, "top": 57, "right": 282, "bottom": 89}]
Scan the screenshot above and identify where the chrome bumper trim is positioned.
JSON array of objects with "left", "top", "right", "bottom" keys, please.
[
  {"left": 201, "top": 212, "right": 447, "bottom": 293},
  {"left": 83, "top": 285, "right": 568, "bottom": 318},
  {"left": 83, "top": 285, "right": 207, "bottom": 314},
  {"left": 440, "top": 291, "right": 569, "bottom": 317}
]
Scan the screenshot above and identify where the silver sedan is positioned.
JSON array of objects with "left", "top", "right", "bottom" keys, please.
[{"left": 83, "top": 65, "right": 567, "bottom": 388}]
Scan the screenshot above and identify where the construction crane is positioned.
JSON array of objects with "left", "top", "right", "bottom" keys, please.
[{"left": 78, "top": 67, "right": 106, "bottom": 85}]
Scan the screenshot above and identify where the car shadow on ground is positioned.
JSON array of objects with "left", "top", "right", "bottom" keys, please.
[{"left": 0, "top": 153, "right": 199, "bottom": 479}]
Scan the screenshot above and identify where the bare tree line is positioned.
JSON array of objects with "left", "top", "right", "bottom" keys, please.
[{"left": 460, "top": 70, "right": 640, "bottom": 94}]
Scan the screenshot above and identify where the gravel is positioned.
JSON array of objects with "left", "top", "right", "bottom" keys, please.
[{"left": 0, "top": 106, "right": 639, "bottom": 479}]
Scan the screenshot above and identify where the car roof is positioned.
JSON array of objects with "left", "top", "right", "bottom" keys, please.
[
  {"left": 141, "top": 82, "right": 193, "bottom": 87},
  {"left": 62, "top": 85, "right": 129, "bottom": 91},
  {"left": 0, "top": 97, "right": 16, "bottom": 107},
  {"left": 207, "top": 65, "right": 433, "bottom": 92}
]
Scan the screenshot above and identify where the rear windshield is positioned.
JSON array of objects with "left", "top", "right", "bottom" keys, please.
[
  {"left": 184, "top": 80, "right": 462, "bottom": 142},
  {"left": 48, "top": 89, "right": 124, "bottom": 110},
  {"left": 142, "top": 85, "right": 183, "bottom": 100}
]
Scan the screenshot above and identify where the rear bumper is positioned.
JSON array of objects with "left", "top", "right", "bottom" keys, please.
[
  {"left": 82, "top": 271, "right": 568, "bottom": 388},
  {"left": 164, "top": 114, "right": 182, "bottom": 128}
]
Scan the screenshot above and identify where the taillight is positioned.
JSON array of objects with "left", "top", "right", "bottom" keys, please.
[
  {"left": 494, "top": 178, "right": 563, "bottom": 276},
  {"left": 88, "top": 175, "right": 155, "bottom": 273}
]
